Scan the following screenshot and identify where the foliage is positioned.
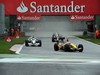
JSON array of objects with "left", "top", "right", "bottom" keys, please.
[{"left": 0, "top": 36, "right": 28, "bottom": 54}]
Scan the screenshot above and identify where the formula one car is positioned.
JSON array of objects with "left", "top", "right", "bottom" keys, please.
[
  {"left": 25, "top": 36, "right": 42, "bottom": 47},
  {"left": 52, "top": 33, "right": 65, "bottom": 42},
  {"left": 54, "top": 39, "right": 83, "bottom": 52}
]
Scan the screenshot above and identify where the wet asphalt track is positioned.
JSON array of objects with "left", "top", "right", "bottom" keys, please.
[
  {"left": 1, "top": 36, "right": 100, "bottom": 75},
  {"left": 0, "top": 61, "right": 100, "bottom": 75},
  {"left": 20, "top": 36, "right": 100, "bottom": 59}
]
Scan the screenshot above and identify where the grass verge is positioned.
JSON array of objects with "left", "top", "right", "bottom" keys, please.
[
  {"left": 76, "top": 35, "right": 100, "bottom": 45},
  {"left": 0, "top": 36, "right": 29, "bottom": 54}
]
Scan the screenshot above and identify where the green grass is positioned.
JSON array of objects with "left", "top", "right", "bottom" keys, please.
[
  {"left": 0, "top": 36, "right": 29, "bottom": 54},
  {"left": 76, "top": 35, "right": 100, "bottom": 45}
]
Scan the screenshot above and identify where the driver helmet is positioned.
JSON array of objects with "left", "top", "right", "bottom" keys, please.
[{"left": 66, "top": 38, "right": 69, "bottom": 42}]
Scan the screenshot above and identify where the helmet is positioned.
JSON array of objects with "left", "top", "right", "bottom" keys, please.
[{"left": 66, "top": 39, "right": 69, "bottom": 42}]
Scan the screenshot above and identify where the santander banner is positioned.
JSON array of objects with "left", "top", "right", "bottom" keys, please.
[
  {"left": 0, "top": 0, "right": 100, "bottom": 15},
  {"left": 70, "top": 15, "right": 94, "bottom": 20},
  {"left": 17, "top": 15, "right": 41, "bottom": 21}
]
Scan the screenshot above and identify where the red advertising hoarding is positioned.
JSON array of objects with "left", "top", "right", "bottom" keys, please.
[
  {"left": 0, "top": 0, "right": 100, "bottom": 15},
  {"left": 70, "top": 15, "right": 94, "bottom": 20}
]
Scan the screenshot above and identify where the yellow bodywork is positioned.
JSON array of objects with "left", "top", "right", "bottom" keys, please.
[
  {"left": 57, "top": 42, "right": 77, "bottom": 49},
  {"left": 70, "top": 43, "right": 77, "bottom": 48},
  {"left": 63, "top": 42, "right": 77, "bottom": 48}
]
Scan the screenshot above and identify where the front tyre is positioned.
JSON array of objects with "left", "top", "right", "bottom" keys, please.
[
  {"left": 54, "top": 44, "right": 59, "bottom": 51},
  {"left": 78, "top": 44, "right": 83, "bottom": 52}
]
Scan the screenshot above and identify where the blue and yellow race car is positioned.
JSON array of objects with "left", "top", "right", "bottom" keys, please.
[{"left": 54, "top": 39, "right": 83, "bottom": 52}]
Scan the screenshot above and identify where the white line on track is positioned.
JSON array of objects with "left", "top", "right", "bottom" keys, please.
[
  {"left": 0, "top": 58, "right": 100, "bottom": 64},
  {"left": 16, "top": 44, "right": 24, "bottom": 54}
]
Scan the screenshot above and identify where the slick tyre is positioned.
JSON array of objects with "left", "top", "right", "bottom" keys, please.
[
  {"left": 38, "top": 40, "right": 42, "bottom": 47},
  {"left": 25, "top": 41, "right": 29, "bottom": 46},
  {"left": 52, "top": 38, "right": 54, "bottom": 42},
  {"left": 54, "top": 44, "right": 59, "bottom": 51},
  {"left": 78, "top": 44, "right": 83, "bottom": 52},
  {"left": 64, "top": 44, "right": 70, "bottom": 52}
]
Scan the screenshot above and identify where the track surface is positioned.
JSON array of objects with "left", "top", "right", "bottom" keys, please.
[
  {"left": 20, "top": 36, "right": 100, "bottom": 59},
  {"left": 0, "top": 61, "right": 100, "bottom": 75},
  {"left": 1, "top": 36, "right": 100, "bottom": 75}
]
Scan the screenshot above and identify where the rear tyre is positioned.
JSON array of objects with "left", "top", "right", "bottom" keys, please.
[
  {"left": 64, "top": 44, "right": 70, "bottom": 52},
  {"left": 38, "top": 40, "right": 42, "bottom": 47},
  {"left": 78, "top": 44, "right": 83, "bottom": 52},
  {"left": 54, "top": 44, "right": 59, "bottom": 51},
  {"left": 61, "top": 37, "right": 65, "bottom": 41},
  {"left": 25, "top": 40, "right": 29, "bottom": 46},
  {"left": 52, "top": 38, "right": 54, "bottom": 42}
]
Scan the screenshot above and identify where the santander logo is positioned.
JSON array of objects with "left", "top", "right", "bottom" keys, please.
[
  {"left": 16, "top": 1, "right": 86, "bottom": 13},
  {"left": 17, "top": 1, "right": 28, "bottom": 13},
  {"left": 70, "top": 15, "right": 94, "bottom": 20},
  {"left": 17, "top": 16, "right": 21, "bottom": 20},
  {"left": 71, "top": 16, "right": 75, "bottom": 19}
]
